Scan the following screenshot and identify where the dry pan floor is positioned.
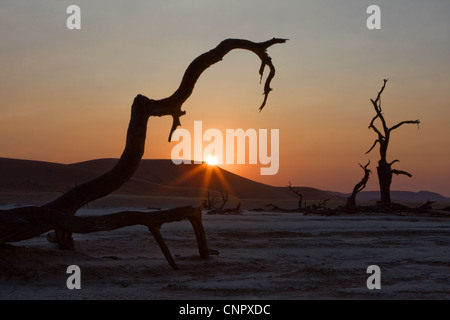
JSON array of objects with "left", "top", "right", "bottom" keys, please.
[{"left": 1, "top": 207, "right": 450, "bottom": 299}]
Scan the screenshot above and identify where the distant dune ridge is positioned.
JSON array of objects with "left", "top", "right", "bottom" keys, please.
[
  {"left": 0, "top": 158, "right": 337, "bottom": 207},
  {"left": 328, "top": 190, "right": 450, "bottom": 203},
  {"left": 0, "top": 157, "right": 448, "bottom": 207}
]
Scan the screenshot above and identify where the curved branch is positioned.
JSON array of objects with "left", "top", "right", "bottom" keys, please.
[
  {"left": 389, "top": 119, "right": 420, "bottom": 133},
  {"left": 391, "top": 169, "right": 412, "bottom": 177},
  {"left": 44, "top": 38, "right": 287, "bottom": 216},
  {"left": 389, "top": 159, "right": 400, "bottom": 166},
  {"left": 373, "top": 79, "right": 388, "bottom": 106},
  {"left": 368, "top": 121, "right": 384, "bottom": 139},
  {"left": 347, "top": 161, "right": 371, "bottom": 207},
  {"left": 369, "top": 79, "right": 389, "bottom": 135},
  {"left": 359, "top": 160, "right": 371, "bottom": 171},
  {"left": 288, "top": 181, "right": 303, "bottom": 197},
  {"left": 44, "top": 95, "right": 152, "bottom": 215},
  {"left": 365, "top": 139, "right": 380, "bottom": 154},
  {"left": 355, "top": 161, "right": 371, "bottom": 193},
  {"left": 161, "top": 38, "right": 288, "bottom": 140}
]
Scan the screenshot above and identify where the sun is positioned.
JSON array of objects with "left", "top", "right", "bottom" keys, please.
[{"left": 205, "top": 156, "right": 218, "bottom": 166}]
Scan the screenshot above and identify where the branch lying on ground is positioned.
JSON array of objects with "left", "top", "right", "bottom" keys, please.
[
  {"left": 251, "top": 200, "right": 450, "bottom": 218},
  {"left": 0, "top": 206, "right": 208, "bottom": 270}
]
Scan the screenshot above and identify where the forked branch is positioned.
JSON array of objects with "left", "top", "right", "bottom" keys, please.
[
  {"left": 347, "top": 161, "right": 371, "bottom": 207},
  {"left": 157, "top": 38, "right": 288, "bottom": 140},
  {"left": 365, "top": 139, "right": 380, "bottom": 154},
  {"left": 369, "top": 78, "right": 389, "bottom": 134}
]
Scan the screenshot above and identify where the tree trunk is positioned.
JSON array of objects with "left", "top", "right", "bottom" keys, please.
[
  {"left": 346, "top": 194, "right": 356, "bottom": 207},
  {"left": 346, "top": 161, "right": 371, "bottom": 207},
  {"left": 377, "top": 160, "right": 392, "bottom": 203},
  {"left": 44, "top": 95, "right": 151, "bottom": 215}
]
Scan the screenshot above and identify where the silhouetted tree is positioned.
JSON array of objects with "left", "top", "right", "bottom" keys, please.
[
  {"left": 288, "top": 181, "right": 303, "bottom": 209},
  {"left": 0, "top": 38, "right": 287, "bottom": 268},
  {"left": 205, "top": 190, "right": 242, "bottom": 215},
  {"left": 201, "top": 190, "right": 220, "bottom": 210},
  {"left": 366, "top": 79, "right": 420, "bottom": 204},
  {"left": 346, "top": 161, "right": 371, "bottom": 207},
  {"left": 215, "top": 190, "right": 229, "bottom": 211}
]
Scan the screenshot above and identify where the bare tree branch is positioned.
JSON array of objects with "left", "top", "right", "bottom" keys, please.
[
  {"left": 218, "top": 190, "right": 229, "bottom": 210},
  {"left": 356, "top": 161, "right": 371, "bottom": 193},
  {"left": 288, "top": 181, "right": 303, "bottom": 209},
  {"left": 391, "top": 169, "right": 412, "bottom": 177},
  {"left": 160, "top": 38, "right": 288, "bottom": 140},
  {"left": 369, "top": 78, "right": 389, "bottom": 134},
  {"left": 373, "top": 79, "right": 388, "bottom": 107},
  {"left": 389, "top": 119, "right": 420, "bottom": 133},
  {"left": 359, "top": 161, "right": 370, "bottom": 170},
  {"left": 202, "top": 190, "right": 219, "bottom": 209},
  {"left": 206, "top": 190, "right": 241, "bottom": 215},
  {"left": 389, "top": 159, "right": 400, "bottom": 166},
  {"left": 368, "top": 119, "right": 384, "bottom": 139},
  {"left": 365, "top": 139, "right": 380, "bottom": 154},
  {"left": 347, "top": 161, "right": 371, "bottom": 207}
]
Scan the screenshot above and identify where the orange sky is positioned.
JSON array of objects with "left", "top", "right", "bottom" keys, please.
[{"left": 1, "top": 1, "right": 450, "bottom": 196}]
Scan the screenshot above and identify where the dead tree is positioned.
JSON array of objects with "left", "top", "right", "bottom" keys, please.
[
  {"left": 288, "top": 181, "right": 303, "bottom": 209},
  {"left": 205, "top": 190, "right": 242, "bottom": 214},
  {"left": 0, "top": 38, "right": 287, "bottom": 267},
  {"left": 313, "top": 199, "right": 330, "bottom": 209},
  {"left": 216, "top": 190, "right": 229, "bottom": 211},
  {"left": 259, "top": 183, "right": 303, "bottom": 213},
  {"left": 416, "top": 201, "right": 435, "bottom": 212},
  {"left": 223, "top": 202, "right": 242, "bottom": 214},
  {"left": 346, "top": 161, "right": 371, "bottom": 207},
  {"left": 366, "top": 79, "right": 420, "bottom": 204},
  {"left": 201, "top": 190, "right": 220, "bottom": 210}
]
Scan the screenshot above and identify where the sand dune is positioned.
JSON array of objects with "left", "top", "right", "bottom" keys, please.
[
  {"left": 0, "top": 158, "right": 339, "bottom": 208},
  {"left": 72, "top": 158, "right": 337, "bottom": 200}
]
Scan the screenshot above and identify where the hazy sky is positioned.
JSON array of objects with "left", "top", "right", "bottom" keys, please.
[{"left": 1, "top": 1, "right": 450, "bottom": 195}]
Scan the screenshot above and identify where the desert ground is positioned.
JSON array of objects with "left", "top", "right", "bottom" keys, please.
[{"left": 1, "top": 204, "right": 449, "bottom": 300}]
